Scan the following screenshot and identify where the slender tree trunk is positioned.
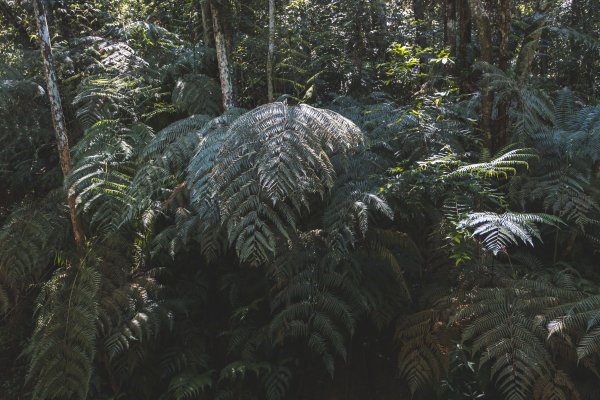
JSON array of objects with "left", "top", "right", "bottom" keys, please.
[
  {"left": 469, "top": 0, "right": 493, "bottom": 151},
  {"left": 210, "top": 0, "right": 235, "bottom": 110},
  {"left": 33, "top": 0, "right": 85, "bottom": 247},
  {"left": 349, "top": 0, "right": 367, "bottom": 95},
  {"left": 457, "top": 0, "right": 472, "bottom": 88},
  {"left": 267, "top": 0, "right": 275, "bottom": 102},
  {"left": 201, "top": 0, "right": 213, "bottom": 47},
  {"left": 495, "top": 0, "right": 511, "bottom": 151},
  {"left": 515, "top": 2, "right": 550, "bottom": 85},
  {"left": 445, "top": 0, "right": 456, "bottom": 54},
  {"left": 0, "top": 0, "right": 31, "bottom": 48}
]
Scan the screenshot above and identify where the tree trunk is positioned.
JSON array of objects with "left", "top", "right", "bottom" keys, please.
[
  {"left": 348, "top": 0, "right": 367, "bottom": 95},
  {"left": 267, "top": 0, "right": 275, "bottom": 102},
  {"left": 0, "top": 0, "right": 31, "bottom": 48},
  {"left": 445, "top": 0, "right": 456, "bottom": 54},
  {"left": 456, "top": 0, "right": 472, "bottom": 88},
  {"left": 468, "top": 0, "right": 493, "bottom": 151},
  {"left": 496, "top": 0, "right": 511, "bottom": 150},
  {"left": 210, "top": 0, "right": 235, "bottom": 110},
  {"left": 201, "top": 0, "right": 213, "bottom": 47},
  {"left": 515, "top": 2, "right": 550, "bottom": 85},
  {"left": 33, "top": 0, "right": 85, "bottom": 247}
]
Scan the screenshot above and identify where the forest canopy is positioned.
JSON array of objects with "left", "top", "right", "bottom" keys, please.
[{"left": 0, "top": 0, "right": 599, "bottom": 399}]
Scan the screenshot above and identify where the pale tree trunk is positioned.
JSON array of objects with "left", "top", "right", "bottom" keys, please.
[
  {"left": 33, "top": 0, "right": 85, "bottom": 246},
  {"left": 210, "top": 0, "right": 235, "bottom": 110},
  {"left": 267, "top": 0, "right": 275, "bottom": 102},
  {"left": 469, "top": 0, "right": 493, "bottom": 152}
]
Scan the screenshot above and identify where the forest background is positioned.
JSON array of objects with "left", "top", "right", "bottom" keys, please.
[{"left": 1, "top": 0, "right": 600, "bottom": 399}]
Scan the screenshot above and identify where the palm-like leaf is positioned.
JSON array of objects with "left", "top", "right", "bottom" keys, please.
[{"left": 458, "top": 212, "right": 563, "bottom": 255}]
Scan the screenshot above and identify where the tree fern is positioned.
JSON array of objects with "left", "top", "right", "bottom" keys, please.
[
  {"left": 510, "top": 89, "right": 600, "bottom": 233},
  {"left": 268, "top": 232, "right": 366, "bottom": 376},
  {"left": 188, "top": 102, "right": 363, "bottom": 265},
  {"left": 70, "top": 120, "right": 154, "bottom": 232},
  {"left": 453, "top": 282, "right": 571, "bottom": 400},
  {"left": 26, "top": 257, "right": 101, "bottom": 400}
]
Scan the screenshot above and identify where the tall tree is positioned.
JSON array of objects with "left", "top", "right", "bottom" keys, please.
[
  {"left": 496, "top": 0, "right": 511, "bottom": 149},
  {"left": 267, "top": 0, "right": 275, "bottom": 102},
  {"left": 210, "top": 0, "right": 235, "bottom": 109},
  {"left": 469, "top": 0, "right": 493, "bottom": 150},
  {"left": 200, "top": 0, "right": 213, "bottom": 47},
  {"left": 456, "top": 0, "right": 472, "bottom": 87},
  {"left": 33, "top": 0, "right": 85, "bottom": 246}
]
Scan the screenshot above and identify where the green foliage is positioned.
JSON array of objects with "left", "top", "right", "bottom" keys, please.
[
  {"left": 396, "top": 309, "right": 449, "bottom": 395},
  {"left": 2, "top": 1, "right": 600, "bottom": 399},
  {"left": 458, "top": 212, "right": 563, "bottom": 256},
  {"left": 453, "top": 284, "right": 556, "bottom": 400},
  {"left": 189, "top": 102, "right": 364, "bottom": 265},
  {"left": 172, "top": 74, "right": 222, "bottom": 116},
  {"left": 26, "top": 259, "right": 101, "bottom": 400},
  {"left": 0, "top": 194, "right": 69, "bottom": 310}
]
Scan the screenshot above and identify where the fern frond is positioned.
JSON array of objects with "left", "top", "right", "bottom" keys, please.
[
  {"left": 396, "top": 309, "right": 449, "bottom": 395},
  {"left": 450, "top": 147, "right": 536, "bottom": 179},
  {"left": 0, "top": 194, "right": 69, "bottom": 296},
  {"left": 458, "top": 212, "right": 563, "bottom": 255},
  {"left": 454, "top": 285, "right": 558, "bottom": 400},
  {"left": 165, "top": 370, "right": 213, "bottom": 400},
  {"left": 533, "top": 370, "right": 581, "bottom": 400},
  {"left": 26, "top": 258, "right": 101, "bottom": 400}
]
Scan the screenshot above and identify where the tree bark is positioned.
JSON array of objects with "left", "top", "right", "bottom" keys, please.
[
  {"left": 515, "top": 2, "right": 550, "bottom": 85},
  {"left": 445, "top": 0, "right": 456, "bottom": 54},
  {"left": 469, "top": 0, "right": 493, "bottom": 151},
  {"left": 201, "top": 0, "right": 213, "bottom": 47},
  {"left": 457, "top": 0, "right": 472, "bottom": 87},
  {"left": 267, "top": 0, "right": 275, "bottom": 102},
  {"left": 33, "top": 0, "right": 85, "bottom": 247},
  {"left": 496, "top": 0, "right": 511, "bottom": 151},
  {"left": 0, "top": 0, "right": 31, "bottom": 48},
  {"left": 210, "top": 0, "right": 235, "bottom": 110}
]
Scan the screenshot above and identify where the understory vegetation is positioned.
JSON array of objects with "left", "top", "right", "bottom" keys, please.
[{"left": 1, "top": 0, "right": 599, "bottom": 399}]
